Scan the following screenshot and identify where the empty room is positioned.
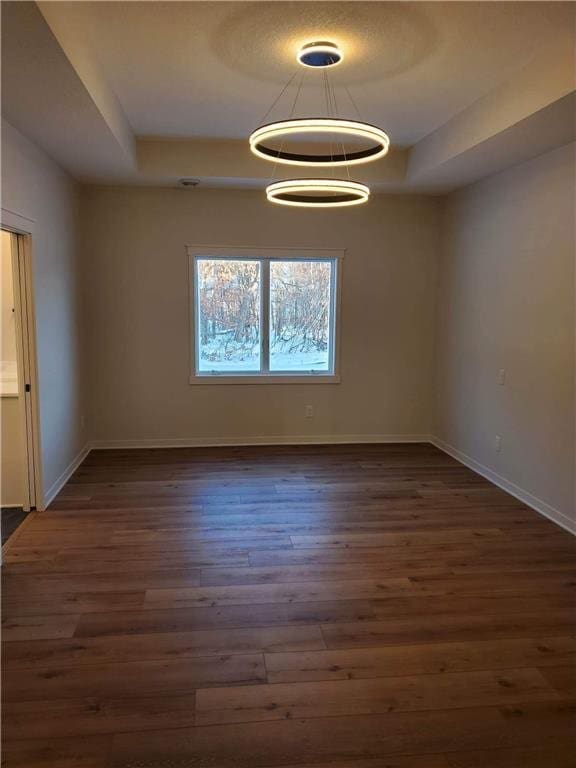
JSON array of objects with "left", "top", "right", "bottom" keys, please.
[{"left": 1, "top": 1, "right": 575, "bottom": 766}]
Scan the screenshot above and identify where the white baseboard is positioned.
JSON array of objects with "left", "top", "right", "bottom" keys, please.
[
  {"left": 42, "top": 443, "right": 92, "bottom": 510},
  {"left": 430, "top": 435, "right": 575, "bottom": 535},
  {"left": 90, "top": 434, "right": 431, "bottom": 450}
]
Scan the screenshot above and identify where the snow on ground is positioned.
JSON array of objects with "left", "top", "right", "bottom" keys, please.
[{"left": 198, "top": 342, "right": 329, "bottom": 373}]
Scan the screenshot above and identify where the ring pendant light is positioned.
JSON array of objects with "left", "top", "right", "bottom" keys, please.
[
  {"left": 249, "top": 41, "right": 389, "bottom": 169},
  {"left": 250, "top": 39, "right": 389, "bottom": 208},
  {"left": 250, "top": 118, "right": 389, "bottom": 167},
  {"left": 267, "top": 179, "right": 370, "bottom": 208}
]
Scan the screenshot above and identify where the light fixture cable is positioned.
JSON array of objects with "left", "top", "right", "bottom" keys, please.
[
  {"left": 344, "top": 83, "right": 364, "bottom": 123},
  {"left": 326, "top": 66, "right": 351, "bottom": 183},
  {"left": 270, "top": 68, "right": 307, "bottom": 185},
  {"left": 257, "top": 70, "right": 299, "bottom": 127},
  {"left": 322, "top": 69, "right": 335, "bottom": 177}
]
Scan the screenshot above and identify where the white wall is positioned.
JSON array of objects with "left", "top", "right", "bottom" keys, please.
[
  {"left": 434, "top": 143, "right": 575, "bottom": 530},
  {"left": 81, "top": 187, "right": 441, "bottom": 445},
  {"left": 1, "top": 119, "right": 88, "bottom": 502}
]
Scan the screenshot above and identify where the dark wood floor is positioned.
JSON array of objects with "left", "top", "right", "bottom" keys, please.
[{"left": 2, "top": 443, "right": 575, "bottom": 768}]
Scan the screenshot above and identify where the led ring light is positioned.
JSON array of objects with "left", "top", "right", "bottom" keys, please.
[
  {"left": 250, "top": 118, "right": 390, "bottom": 167},
  {"left": 266, "top": 179, "right": 370, "bottom": 208},
  {"left": 252, "top": 40, "right": 386, "bottom": 208}
]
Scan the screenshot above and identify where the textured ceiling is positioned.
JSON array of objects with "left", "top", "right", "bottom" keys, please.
[
  {"left": 46, "top": 1, "right": 574, "bottom": 144},
  {"left": 3, "top": 1, "right": 574, "bottom": 189}
]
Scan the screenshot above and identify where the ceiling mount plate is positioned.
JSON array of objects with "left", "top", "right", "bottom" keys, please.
[{"left": 297, "top": 41, "right": 343, "bottom": 68}]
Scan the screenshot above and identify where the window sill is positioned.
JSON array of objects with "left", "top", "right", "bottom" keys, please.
[{"left": 189, "top": 374, "right": 341, "bottom": 385}]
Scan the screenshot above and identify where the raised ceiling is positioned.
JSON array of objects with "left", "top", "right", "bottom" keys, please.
[
  {"left": 2, "top": 1, "right": 575, "bottom": 191},
  {"left": 39, "top": 1, "right": 570, "bottom": 143}
]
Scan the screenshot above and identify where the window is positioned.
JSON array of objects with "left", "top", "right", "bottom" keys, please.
[
  {"left": 196, "top": 259, "right": 262, "bottom": 374},
  {"left": 189, "top": 247, "right": 342, "bottom": 382}
]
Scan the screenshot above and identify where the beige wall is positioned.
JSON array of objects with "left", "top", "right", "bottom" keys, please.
[
  {"left": 434, "top": 143, "right": 575, "bottom": 529},
  {"left": 1, "top": 119, "right": 88, "bottom": 501},
  {"left": 81, "top": 187, "right": 441, "bottom": 444},
  {"left": 1, "top": 397, "right": 25, "bottom": 506},
  {"left": 1, "top": 231, "right": 17, "bottom": 367},
  {"left": 1, "top": 230, "right": 25, "bottom": 505}
]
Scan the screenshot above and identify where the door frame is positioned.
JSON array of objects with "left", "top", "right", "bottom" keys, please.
[{"left": 1, "top": 208, "right": 44, "bottom": 510}]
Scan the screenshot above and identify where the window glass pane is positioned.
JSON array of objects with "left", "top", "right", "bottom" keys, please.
[
  {"left": 270, "top": 260, "right": 333, "bottom": 372},
  {"left": 197, "top": 259, "right": 261, "bottom": 373}
]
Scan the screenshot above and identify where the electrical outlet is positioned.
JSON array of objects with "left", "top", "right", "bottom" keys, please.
[
  {"left": 305, "top": 405, "right": 314, "bottom": 419},
  {"left": 498, "top": 369, "right": 506, "bottom": 386},
  {"left": 495, "top": 435, "right": 502, "bottom": 453}
]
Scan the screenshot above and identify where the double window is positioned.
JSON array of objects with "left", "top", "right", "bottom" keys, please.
[{"left": 188, "top": 247, "right": 342, "bottom": 382}]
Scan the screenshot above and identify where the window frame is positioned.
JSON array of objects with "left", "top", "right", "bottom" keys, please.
[{"left": 187, "top": 245, "right": 343, "bottom": 384}]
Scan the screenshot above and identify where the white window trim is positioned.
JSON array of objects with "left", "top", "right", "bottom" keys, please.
[{"left": 187, "top": 245, "right": 344, "bottom": 385}]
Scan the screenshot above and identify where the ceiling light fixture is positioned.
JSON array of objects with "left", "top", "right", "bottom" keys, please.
[
  {"left": 250, "top": 39, "right": 389, "bottom": 208},
  {"left": 266, "top": 179, "right": 369, "bottom": 208},
  {"left": 250, "top": 117, "right": 389, "bottom": 167},
  {"left": 296, "top": 41, "right": 343, "bottom": 68}
]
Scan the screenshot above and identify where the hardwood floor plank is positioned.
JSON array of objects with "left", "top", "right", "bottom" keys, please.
[
  {"left": 2, "top": 694, "right": 196, "bottom": 739},
  {"left": 200, "top": 563, "right": 451, "bottom": 586},
  {"left": 321, "top": 611, "right": 576, "bottom": 649},
  {"left": 144, "top": 570, "right": 576, "bottom": 609},
  {"left": 448, "top": 557, "right": 576, "bottom": 575},
  {"left": 264, "top": 637, "right": 576, "bottom": 683},
  {"left": 3, "top": 653, "right": 265, "bottom": 701},
  {"left": 2, "top": 591, "right": 145, "bottom": 617},
  {"left": 2, "top": 614, "right": 80, "bottom": 642},
  {"left": 72, "top": 594, "right": 575, "bottom": 638},
  {"left": 11, "top": 533, "right": 294, "bottom": 552},
  {"left": 406, "top": 571, "right": 576, "bottom": 597},
  {"left": 444, "top": 745, "right": 576, "bottom": 768},
  {"left": 44, "top": 497, "right": 526, "bottom": 518},
  {"left": 109, "top": 702, "right": 576, "bottom": 767},
  {"left": 290, "top": 531, "right": 508, "bottom": 548},
  {"left": 258, "top": 758, "right": 451, "bottom": 768},
  {"left": 2, "top": 569, "right": 202, "bottom": 597},
  {"left": 537, "top": 665, "right": 576, "bottom": 698},
  {"left": 143, "top": 578, "right": 418, "bottom": 608},
  {"left": 0, "top": 735, "right": 111, "bottom": 768},
  {"left": 195, "top": 668, "right": 559, "bottom": 726},
  {"left": 3, "top": 626, "right": 325, "bottom": 669},
  {"left": 200, "top": 559, "right": 576, "bottom": 586},
  {"left": 3, "top": 550, "right": 251, "bottom": 575},
  {"left": 25, "top": 507, "right": 546, "bottom": 532},
  {"left": 249, "top": 539, "right": 576, "bottom": 566}
]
